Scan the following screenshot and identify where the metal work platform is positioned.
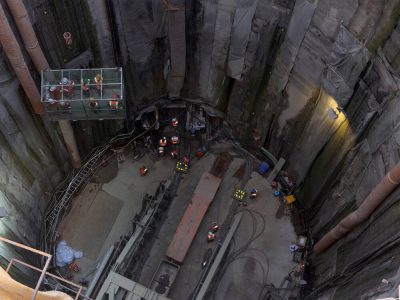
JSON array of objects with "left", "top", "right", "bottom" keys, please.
[{"left": 41, "top": 67, "right": 125, "bottom": 120}]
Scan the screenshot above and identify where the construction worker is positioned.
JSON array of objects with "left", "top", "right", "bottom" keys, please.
[
  {"left": 88, "top": 97, "right": 99, "bottom": 112},
  {"left": 210, "top": 222, "right": 219, "bottom": 232},
  {"left": 82, "top": 78, "right": 90, "bottom": 97},
  {"left": 49, "top": 85, "right": 61, "bottom": 100},
  {"left": 94, "top": 74, "right": 103, "bottom": 97},
  {"left": 47, "top": 98, "right": 58, "bottom": 110},
  {"left": 207, "top": 231, "right": 216, "bottom": 242},
  {"left": 250, "top": 189, "right": 258, "bottom": 199},
  {"left": 139, "top": 166, "right": 148, "bottom": 176},
  {"left": 171, "top": 117, "right": 179, "bottom": 127},
  {"left": 196, "top": 147, "right": 205, "bottom": 158},
  {"left": 170, "top": 149, "right": 178, "bottom": 159},
  {"left": 109, "top": 92, "right": 121, "bottom": 109},
  {"left": 183, "top": 156, "right": 190, "bottom": 165},
  {"left": 158, "top": 146, "right": 165, "bottom": 156},
  {"left": 171, "top": 136, "right": 179, "bottom": 145},
  {"left": 61, "top": 77, "right": 74, "bottom": 98},
  {"left": 58, "top": 100, "right": 71, "bottom": 111},
  {"left": 159, "top": 137, "right": 167, "bottom": 147}
]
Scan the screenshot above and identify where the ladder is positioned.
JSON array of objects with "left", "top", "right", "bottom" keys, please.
[{"left": 43, "top": 146, "right": 111, "bottom": 248}]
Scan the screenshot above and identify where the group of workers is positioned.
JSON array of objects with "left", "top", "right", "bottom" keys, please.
[
  {"left": 139, "top": 117, "right": 181, "bottom": 176},
  {"left": 158, "top": 135, "right": 180, "bottom": 158},
  {"left": 158, "top": 117, "right": 180, "bottom": 158},
  {"left": 46, "top": 74, "right": 122, "bottom": 111}
]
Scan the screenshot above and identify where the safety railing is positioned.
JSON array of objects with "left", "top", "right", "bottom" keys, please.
[{"left": 0, "top": 236, "right": 82, "bottom": 300}]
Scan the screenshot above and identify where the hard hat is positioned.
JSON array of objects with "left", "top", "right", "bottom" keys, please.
[
  {"left": 49, "top": 86, "right": 56, "bottom": 91},
  {"left": 62, "top": 77, "right": 68, "bottom": 85}
]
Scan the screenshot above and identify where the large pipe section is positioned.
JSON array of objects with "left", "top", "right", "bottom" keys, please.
[
  {"left": 5, "top": 0, "right": 50, "bottom": 72},
  {"left": 314, "top": 162, "right": 400, "bottom": 254},
  {"left": 0, "top": 4, "right": 43, "bottom": 114},
  {"left": 3, "top": 0, "right": 81, "bottom": 168}
]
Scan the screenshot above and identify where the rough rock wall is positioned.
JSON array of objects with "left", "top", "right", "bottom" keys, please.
[
  {"left": 254, "top": 0, "right": 400, "bottom": 298},
  {"left": 0, "top": 49, "right": 68, "bottom": 283},
  {"left": 113, "top": 0, "right": 168, "bottom": 105},
  {"left": 302, "top": 52, "right": 400, "bottom": 299}
]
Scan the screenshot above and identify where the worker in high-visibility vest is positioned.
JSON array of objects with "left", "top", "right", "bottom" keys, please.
[
  {"left": 61, "top": 77, "right": 74, "bottom": 98},
  {"left": 139, "top": 166, "right": 148, "bottom": 176},
  {"left": 207, "top": 231, "right": 216, "bottom": 242},
  {"left": 171, "top": 117, "right": 179, "bottom": 127},
  {"left": 250, "top": 189, "right": 258, "bottom": 199},
  {"left": 210, "top": 222, "right": 219, "bottom": 232},
  {"left": 170, "top": 149, "right": 178, "bottom": 159},
  {"left": 159, "top": 137, "right": 167, "bottom": 147},
  {"left": 94, "top": 74, "right": 103, "bottom": 97},
  {"left": 158, "top": 146, "right": 165, "bottom": 156},
  {"left": 82, "top": 78, "right": 90, "bottom": 97},
  {"left": 88, "top": 97, "right": 99, "bottom": 112},
  {"left": 109, "top": 92, "right": 121, "bottom": 109},
  {"left": 171, "top": 136, "right": 179, "bottom": 145},
  {"left": 49, "top": 85, "right": 61, "bottom": 100}
]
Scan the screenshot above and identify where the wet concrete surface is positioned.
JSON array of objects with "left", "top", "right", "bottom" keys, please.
[
  {"left": 214, "top": 172, "right": 297, "bottom": 300},
  {"left": 59, "top": 153, "right": 175, "bottom": 282},
  {"left": 57, "top": 139, "right": 297, "bottom": 299}
]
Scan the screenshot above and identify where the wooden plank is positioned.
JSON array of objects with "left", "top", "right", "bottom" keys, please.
[{"left": 267, "top": 157, "right": 286, "bottom": 183}]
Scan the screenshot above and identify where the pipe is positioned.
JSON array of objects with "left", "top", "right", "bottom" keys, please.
[
  {"left": 0, "top": 4, "right": 43, "bottom": 114},
  {"left": 5, "top": 0, "right": 50, "bottom": 72},
  {"left": 4, "top": 0, "right": 81, "bottom": 168},
  {"left": 314, "top": 162, "right": 400, "bottom": 254},
  {"left": 58, "top": 120, "right": 81, "bottom": 169}
]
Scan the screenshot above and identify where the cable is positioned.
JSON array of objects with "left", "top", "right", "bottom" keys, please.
[{"left": 207, "top": 209, "right": 269, "bottom": 300}]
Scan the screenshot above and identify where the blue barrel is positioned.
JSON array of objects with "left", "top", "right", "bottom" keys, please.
[{"left": 258, "top": 162, "right": 270, "bottom": 175}]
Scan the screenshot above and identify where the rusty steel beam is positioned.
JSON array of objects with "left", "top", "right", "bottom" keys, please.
[{"left": 314, "top": 162, "right": 400, "bottom": 255}]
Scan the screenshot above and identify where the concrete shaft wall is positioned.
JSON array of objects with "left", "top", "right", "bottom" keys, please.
[{"left": 0, "top": 49, "right": 68, "bottom": 282}]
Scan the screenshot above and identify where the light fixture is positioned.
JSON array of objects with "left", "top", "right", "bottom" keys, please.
[{"left": 327, "top": 107, "right": 339, "bottom": 119}]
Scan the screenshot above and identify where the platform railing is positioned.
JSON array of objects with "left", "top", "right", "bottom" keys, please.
[{"left": 0, "top": 236, "right": 82, "bottom": 300}]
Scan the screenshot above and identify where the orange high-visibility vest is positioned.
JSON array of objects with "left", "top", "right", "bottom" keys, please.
[{"left": 109, "top": 100, "right": 119, "bottom": 109}]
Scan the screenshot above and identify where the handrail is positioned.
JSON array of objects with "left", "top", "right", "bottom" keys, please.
[
  {"left": 0, "top": 236, "right": 82, "bottom": 300},
  {"left": 6, "top": 258, "right": 83, "bottom": 300}
]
